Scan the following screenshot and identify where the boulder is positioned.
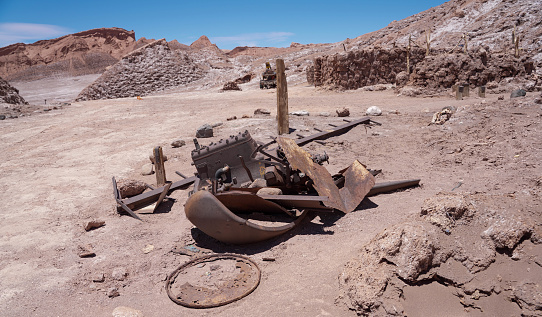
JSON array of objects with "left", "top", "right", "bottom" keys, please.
[{"left": 196, "top": 124, "right": 213, "bottom": 138}]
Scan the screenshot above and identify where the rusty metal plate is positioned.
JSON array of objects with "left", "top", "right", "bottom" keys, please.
[
  {"left": 276, "top": 137, "right": 374, "bottom": 213},
  {"left": 185, "top": 190, "right": 308, "bottom": 244},
  {"left": 166, "top": 254, "right": 260, "bottom": 308}
]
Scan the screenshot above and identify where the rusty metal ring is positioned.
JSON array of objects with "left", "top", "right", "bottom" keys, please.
[{"left": 166, "top": 253, "right": 261, "bottom": 308}]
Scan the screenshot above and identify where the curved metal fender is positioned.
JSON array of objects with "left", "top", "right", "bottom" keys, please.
[{"left": 185, "top": 190, "right": 306, "bottom": 244}]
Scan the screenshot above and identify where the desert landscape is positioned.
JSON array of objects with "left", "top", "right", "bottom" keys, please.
[{"left": 1, "top": 0, "right": 542, "bottom": 316}]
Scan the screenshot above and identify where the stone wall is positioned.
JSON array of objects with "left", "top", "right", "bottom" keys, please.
[
  {"left": 309, "top": 47, "right": 536, "bottom": 91},
  {"left": 308, "top": 47, "right": 425, "bottom": 89}
]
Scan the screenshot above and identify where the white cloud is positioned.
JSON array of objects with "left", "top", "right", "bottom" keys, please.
[
  {"left": 0, "top": 23, "right": 71, "bottom": 47},
  {"left": 211, "top": 32, "right": 295, "bottom": 48}
]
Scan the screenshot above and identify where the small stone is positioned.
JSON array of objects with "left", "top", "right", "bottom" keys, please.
[
  {"left": 0, "top": 115, "right": 5, "bottom": 120},
  {"left": 336, "top": 107, "right": 350, "bottom": 117},
  {"left": 242, "top": 114, "right": 250, "bottom": 118},
  {"left": 142, "top": 244, "right": 154, "bottom": 254},
  {"left": 366, "top": 106, "right": 382, "bottom": 116},
  {"left": 171, "top": 139, "right": 186, "bottom": 148},
  {"left": 290, "top": 110, "right": 309, "bottom": 116},
  {"left": 78, "top": 244, "right": 96, "bottom": 258},
  {"left": 318, "top": 112, "right": 331, "bottom": 117},
  {"left": 498, "top": 95, "right": 504, "bottom": 100},
  {"left": 257, "top": 188, "right": 283, "bottom": 195},
  {"left": 254, "top": 108, "right": 270, "bottom": 115},
  {"left": 249, "top": 178, "right": 267, "bottom": 188},
  {"left": 107, "top": 287, "right": 120, "bottom": 298},
  {"left": 227, "top": 116, "right": 237, "bottom": 121},
  {"left": 112, "top": 306, "right": 143, "bottom": 317},
  {"left": 196, "top": 124, "right": 213, "bottom": 138},
  {"left": 141, "top": 163, "right": 154, "bottom": 176},
  {"left": 510, "top": 89, "right": 526, "bottom": 99},
  {"left": 116, "top": 179, "right": 147, "bottom": 198},
  {"left": 84, "top": 220, "right": 105, "bottom": 231},
  {"left": 112, "top": 267, "right": 128, "bottom": 281},
  {"left": 93, "top": 273, "right": 105, "bottom": 283}
]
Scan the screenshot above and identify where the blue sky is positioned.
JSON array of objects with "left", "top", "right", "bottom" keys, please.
[{"left": 0, "top": 0, "right": 446, "bottom": 50}]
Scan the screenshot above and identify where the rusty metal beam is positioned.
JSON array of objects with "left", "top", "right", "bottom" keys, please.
[
  {"left": 121, "top": 176, "right": 196, "bottom": 210},
  {"left": 295, "top": 117, "right": 371, "bottom": 146}
]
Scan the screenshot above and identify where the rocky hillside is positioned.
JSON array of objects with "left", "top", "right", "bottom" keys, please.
[
  {"left": 76, "top": 39, "right": 204, "bottom": 100},
  {"left": 349, "top": 0, "right": 542, "bottom": 60},
  {"left": 0, "top": 76, "right": 26, "bottom": 104},
  {"left": 0, "top": 28, "right": 137, "bottom": 81}
]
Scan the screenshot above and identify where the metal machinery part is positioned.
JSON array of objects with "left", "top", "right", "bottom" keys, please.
[{"left": 166, "top": 254, "right": 261, "bottom": 308}]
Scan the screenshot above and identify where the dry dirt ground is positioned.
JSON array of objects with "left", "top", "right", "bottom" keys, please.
[{"left": 1, "top": 81, "right": 541, "bottom": 316}]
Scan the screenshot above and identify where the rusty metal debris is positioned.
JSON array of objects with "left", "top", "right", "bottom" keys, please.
[
  {"left": 184, "top": 117, "right": 389, "bottom": 244},
  {"left": 166, "top": 254, "right": 261, "bottom": 308}
]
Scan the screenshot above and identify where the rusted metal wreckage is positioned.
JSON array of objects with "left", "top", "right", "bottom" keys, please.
[{"left": 113, "top": 117, "right": 420, "bottom": 244}]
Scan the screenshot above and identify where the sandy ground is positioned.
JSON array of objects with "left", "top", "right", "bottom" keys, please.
[{"left": 0, "top": 81, "right": 540, "bottom": 316}]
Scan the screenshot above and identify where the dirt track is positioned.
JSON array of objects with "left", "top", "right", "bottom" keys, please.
[{"left": 1, "top": 83, "right": 540, "bottom": 316}]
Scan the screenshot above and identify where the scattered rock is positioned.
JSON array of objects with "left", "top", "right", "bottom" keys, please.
[
  {"left": 196, "top": 124, "right": 213, "bottom": 138},
  {"left": 142, "top": 244, "right": 154, "bottom": 254},
  {"left": 222, "top": 81, "right": 241, "bottom": 91},
  {"left": 242, "top": 114, "right": 250, "bottom": 118},
  {"left": 290, "top": 110, "right": 309, "bottom": 116},
  {"left": 0, "top": 115, "right": 5, "bottom": 120},
  {"left": 227, "top": 116, "right": 237, "bottom": 121},
  {"left": 257, "top": 188, "right": 283, "bottom": 195},
  {"left": 431, "top": 108, "right": 453, "bottom": 125},
  {"left": 254, "top": 108, "right": 270, "bottom": 115},
  {"left": 366, "top": 106, "right": 382, "bottom": 116},
  {"left": 112, "top": 267, "right": 128, "bottom": 281},
  {"left": 171, "top": 139, "right": 186, "bottom": 148},
  {"left": 112, "top": 306, "right": 144, "bottom": 317},
  {"left": 395, "top": 71, "right": 409, "bottom": 86},
  {"left": 249, "top": 178, "right": 267, "bottom": 188},
  {"left": 482, "top": 216, "right": 532, "bottom": 250},
  {"left": 107, "top": 287, "right": 120, "bottom": 298},
  {"left": 84, "top": 220, "right": 106, "bottom": 231},
  {"left": 78, "top": 244, "right": 96, "bottom": 258},
  {"left": 421, "top": 193, "right": 473, "bottom": 231},
  {"left": 498, "top": 95, "right": 504, "bottom": 100},
  {"left": 336, "top": 107, "right": 350, "bottom": 117},
  {"left": 116, "top": 179, "right": 147, "bottom": 198},
  {"left": 511, "top": 282, "right": 542, "bottom": 315},
  {"left": 141, "top": 163, "right": 154, "bottom": 176},
  {"left": 93, "top": 273, "right": 105, "bottom": 283},
  {"left": 510, "top": 89, "right": 527, "bottom": 99},
  {"left": 318, "top": 112, "right": 331, "bottom": 117}
]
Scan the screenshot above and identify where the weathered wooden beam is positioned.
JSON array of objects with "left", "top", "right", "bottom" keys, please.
[
  {"left": 276, "top": 59, "right": 289, "bottom": 135},
  {"left": 154, "top": 146, "right": 166, "bottom": 186}
]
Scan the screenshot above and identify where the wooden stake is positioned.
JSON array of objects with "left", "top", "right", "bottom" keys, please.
[
  {"left": 425, "top": 29, "right": 431, "bottom": 56},
  {"left": 407, "top": 35, "right": 411, "bottom": 74},
  {"left": 276, "top": 59, "right": 289, "bottom": 135},
  {"left": 153, "top": 146, "right": 167, "bottom": 186}
]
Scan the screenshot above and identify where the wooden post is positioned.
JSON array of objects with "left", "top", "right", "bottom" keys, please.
[
  {"left": 478, "top": 86, "right": 486, "bottom": 98},
  {"left": 463, "top": 33, "right": 468, "bottom": 54},
  {"left": 425, "top": 29, "right": 431, "bottom": 56},
  {"left": 407, "top": 35, "right": 411, "bottom": 74},
  {"left": 276, "top": 59, "right": 289, "bottom": 135},
  {"left": 456, "top": 86, "right": 464, "bottom": 100},
  {"left": 463, "top": 84, "right": 470, "bottom": 97},
  {"left": 153, "top": 146, "right": 167, "bottom": 186}
]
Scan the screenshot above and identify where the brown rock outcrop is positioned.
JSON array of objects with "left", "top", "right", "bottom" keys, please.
[
  {"left": 0, "top": 28, "right": 137, "bottom": 81},
  {"left": 0, "top": 76, "right": 26, "bottom": 104}
]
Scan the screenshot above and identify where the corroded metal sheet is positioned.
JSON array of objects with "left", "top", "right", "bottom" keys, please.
[
  {"left": 185, "top": 190, "right": 307, "bottom": 244},
  {"left": 276, "top": 137, "right": 375, "bottom": 213}
]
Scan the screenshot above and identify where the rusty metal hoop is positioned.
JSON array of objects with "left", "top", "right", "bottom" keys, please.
[{"left": 165, "top": 253, "right": 261, "bottom": 308}]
